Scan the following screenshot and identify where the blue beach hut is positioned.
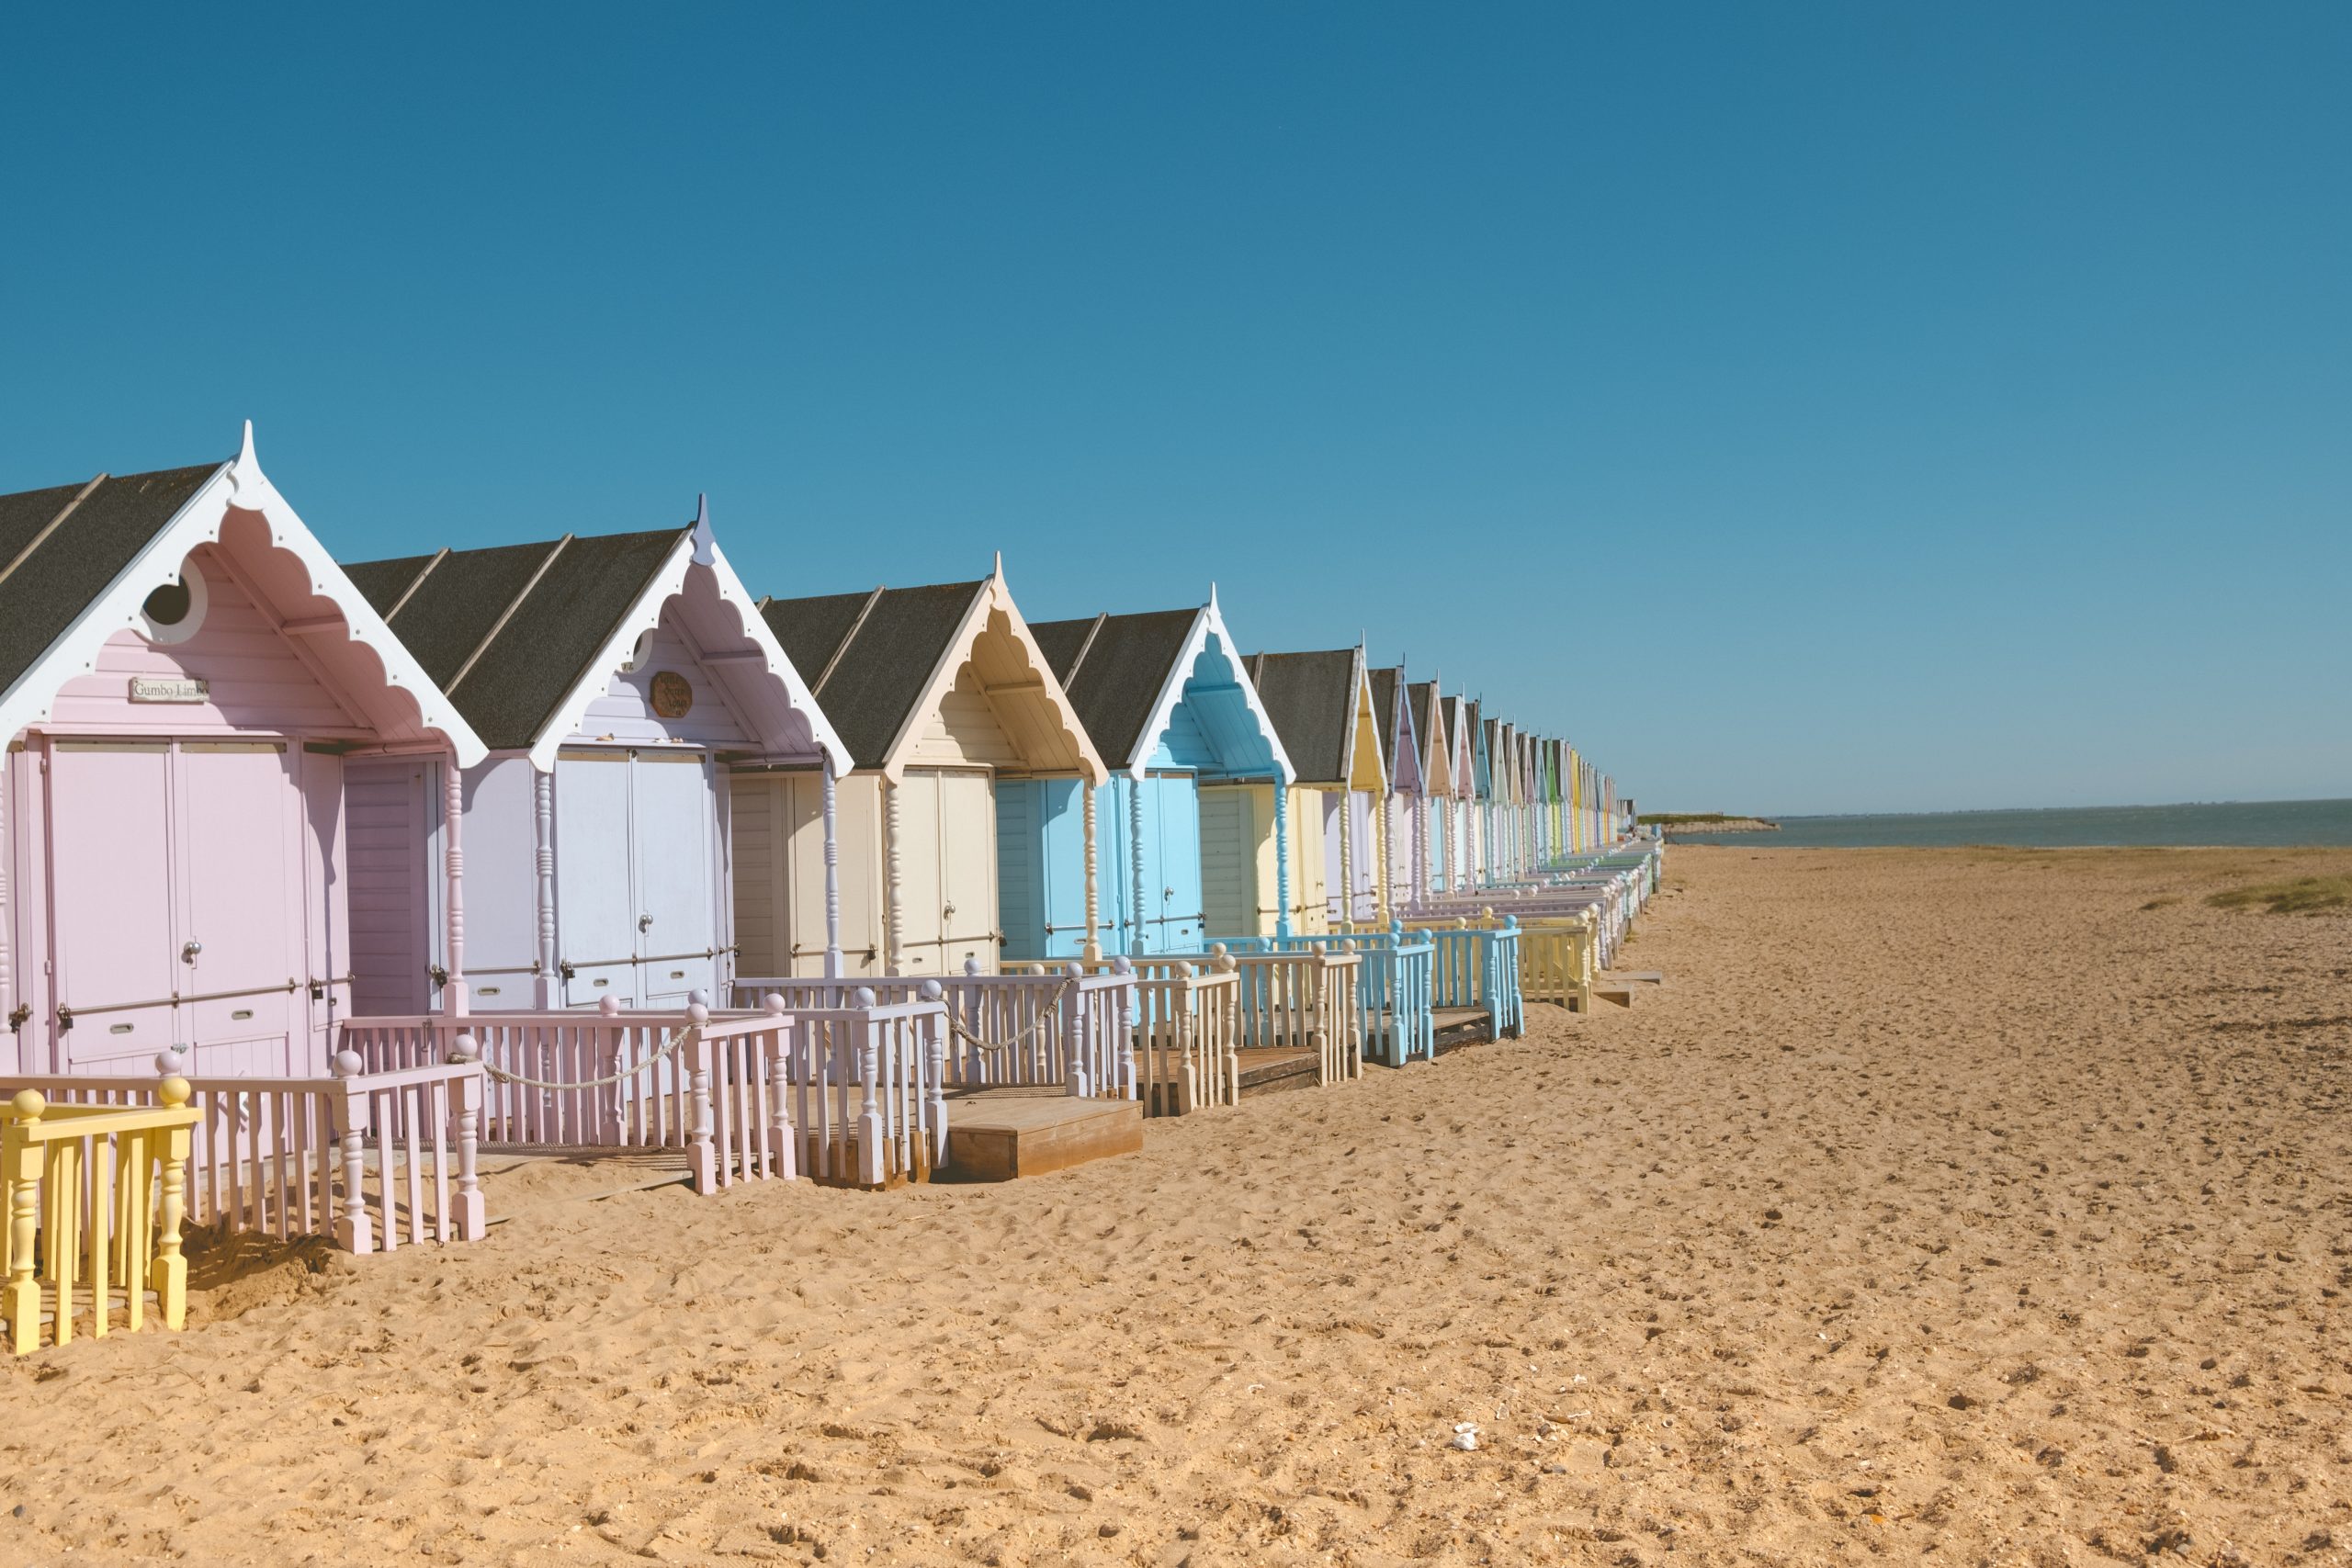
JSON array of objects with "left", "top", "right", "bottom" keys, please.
[{"left": 1002, "top": 592, "right": 1293, "bottom": 959}]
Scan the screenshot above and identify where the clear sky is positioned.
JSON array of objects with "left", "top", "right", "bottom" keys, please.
[{"left": 6, "top": 5, "right": 2346, "bottom": 815}]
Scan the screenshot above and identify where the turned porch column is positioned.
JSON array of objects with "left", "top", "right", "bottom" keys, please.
[
  {"left": 1337, "top": 791, "right": 1355, "bottom": 932},
  {"left": 1273, "top": 785, "right": 1293, "bottom": 939},
  {"left": 1374, "top": 790, "right": 1393, "bottom": 925},
  {"left": 533, "top": 770, "right": 557, "bottom": 1006},
  {"left": 882, "top": 776, "right": 904, "bottom": 976},
  {"left": 1127, "top": 776, "right": 1147, "bottom": 955},
  {"left": 822, "top": 754, "right": 842, "bottom": 978},
  {"left": 443, "top": 760, "right": 469, "bottom": 1017},
  {"left": 1080, "top": 782, "right": 1100, "bottom": 961}
]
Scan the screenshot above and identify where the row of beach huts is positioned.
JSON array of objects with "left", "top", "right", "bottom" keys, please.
[{"left": 0, "top": 427, "right": 1658, "bottom": 1353}]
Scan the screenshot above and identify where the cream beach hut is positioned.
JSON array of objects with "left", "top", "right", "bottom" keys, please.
[
  {"left": 1368, "top": 664, "right": 1417, "bottom": 921},
  {"left": 1405, "top": 679, "right": 1453, "bottom": 897},
  {"left": 0, "top": 427, "right": 484, "bottom": 1077},
  {"left": 340, "top": 502, "right": 845, "bottom": 1013},
  {"left": 743, "top": 562, "right": 1103, "bottom": 977}
]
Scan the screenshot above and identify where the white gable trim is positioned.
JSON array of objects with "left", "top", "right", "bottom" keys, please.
[
  {"left": 523, "top": 534, "right": 850, "bottom": 775},
  {"left": 0, "top": 428, "right": 490, "bottom": 765},
  {"left": 876, "top": 570, "right": 1105, "bottom": 787},
  {"left": 1127, "top": 600, "right": 1295, "bottom": 786}
]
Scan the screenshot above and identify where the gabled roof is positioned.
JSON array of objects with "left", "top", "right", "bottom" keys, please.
[
  {"left": 1243, "top": 648, "right": 1382, "bottom": 790},
  {"left": 762, "top": 564, "right": 1103, "bottom": 784},
  {"left": 1408, "top": 680, "right": 1450, "bottom": 797},
  {"left": 0, "top": 425, "right": 485, "bottom": 763},
  {"left": 348, "top": 504, "right": 845, "bottom": 772},
  {"left": 1369, "top": 665, "right": 1416, "bottom": 795},
  {"left": 1032, "top": 594, "right": 1292, "bottom": 784}
]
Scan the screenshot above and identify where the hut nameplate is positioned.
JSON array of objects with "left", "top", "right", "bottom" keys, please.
[
  {"left": 129, "top": 676, "right": 209, "bottom": 704},
  {"left": 650, "top": 671, "right": 695, "bottom": 718}
]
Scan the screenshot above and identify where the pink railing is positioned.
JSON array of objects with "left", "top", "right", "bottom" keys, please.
[{"left": 0, "top": 1053, "right": 486, "bottom": 1257}]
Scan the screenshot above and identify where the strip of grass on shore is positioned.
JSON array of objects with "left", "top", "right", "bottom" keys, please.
[
  {"left": 1639, "top": 812, "right": 1780, "bottom": 829},
  {"left": 2207, "top": 876, "right": 2352, "bottom": 914}
]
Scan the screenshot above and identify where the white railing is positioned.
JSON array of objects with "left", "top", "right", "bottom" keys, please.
[
  {"left": 735, "top": 963, "right": 1138, "bottom": 1102},
  {"left": 1002, "top": 957, "right": 1243, "bottom": 1113}
]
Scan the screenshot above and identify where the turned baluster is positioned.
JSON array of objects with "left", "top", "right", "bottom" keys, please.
[
  {"left": 331, "top": 1051, "right": 372, "bottom": 1257},
  {"left": 684, "top": 1003, "right": 716, "bottom": 1195},
  {"left": 446, "top": 1033, "right": 487, "bottom": 1240}
]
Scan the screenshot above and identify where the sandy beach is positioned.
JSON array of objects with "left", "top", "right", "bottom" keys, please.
[{"left": 6, "top": 844, "right": 2349, "bottom": 1566}]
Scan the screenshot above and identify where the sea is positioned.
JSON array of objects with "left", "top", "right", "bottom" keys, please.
[{"left": 1685, "top": 798, "right": 2352, "bottom": 849}]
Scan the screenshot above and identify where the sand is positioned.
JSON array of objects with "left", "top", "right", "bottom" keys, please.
[{"left": 6, "top": 845, "right": 2349, "bottom": 1566}]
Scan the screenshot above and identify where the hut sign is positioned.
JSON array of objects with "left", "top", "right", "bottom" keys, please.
[
  {"left": 128, "top": 676, "right": 209, "bottom": 704},
  {"left": 650, "top": 671, "right": 695, "bottom": 718}
]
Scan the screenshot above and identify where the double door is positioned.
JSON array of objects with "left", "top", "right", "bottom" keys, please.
[
  {"left": 897, "top": 768, "right": 998, "bottom": 974},
  {"left": 43, "top": 739, "right": 314, "bottom": 1076},
  {"left": 555, "top": 749, "right": 722, "bottom": 1008},
  {"left": 1131, "top": 773, "right": 1203, "bottom": 953}
]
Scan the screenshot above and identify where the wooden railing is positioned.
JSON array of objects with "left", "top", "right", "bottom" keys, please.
[
  {"left": 1216, "top": 927, "right": 1433, "bottom": 1068},
  {"left": 736, "top": 964, "right": 1138, "bottom": 1102},
  {"left": 343, "top": 998, "right": 945, "bottom": 1192},
  {"left": 4, "top": 1080, "right": 198, "bottom": 1353},
  {"left": 1002, "top": 956, "right": 1245, "bottom": 1113}
]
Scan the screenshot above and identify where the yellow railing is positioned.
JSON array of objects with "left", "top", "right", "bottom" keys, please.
[
  {"left": 3, "top": 1079, "right": 198, "bottom": 1354},
  {"left": 1402, "top": 912, "right": 1597, "bottom": 1012}
]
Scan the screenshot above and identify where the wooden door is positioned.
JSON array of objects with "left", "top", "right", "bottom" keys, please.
[
  {"left": 45, "top": 741, "right": 178, "bottom": 1071},
  {"left": 177, "top": 742, "right": 299, "bottom": 1075},
  {"left": 630, "top": 750, "right": 718, "bottom": 1006},
  {"left": 345, "top": 756, "right": 432, "bottom": 1017},
  {"left": 1197, "top": 784, "right": 1257, "bottom": 938},
  {"left": 1146, "top": 773, "right": 1203, "bottom": 952},
  {"left": 555, "top": 750, "right": 637, "bottom": 1006},
  {"left": 935, "top": 769, "right": 997, "bottom": 974}
]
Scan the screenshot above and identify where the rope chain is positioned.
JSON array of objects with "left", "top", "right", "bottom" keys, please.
[
  {"left": 468, "top": 1021, "right": 705, "bottom": 1092},
  {"left": 944, "top": 977, "right": 1078, "bottom": 1056}
]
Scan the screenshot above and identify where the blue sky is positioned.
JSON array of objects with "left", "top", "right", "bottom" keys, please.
[{"left": 6, "top": 5, "right": 2346, "bottom": 814}]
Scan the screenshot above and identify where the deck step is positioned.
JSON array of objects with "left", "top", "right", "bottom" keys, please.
[
  {"left": 1235, "top": 1046, "right": 1323, "bottom": 1098},
  {"left": 941, "top": 1087, "right": 1143, "bottom": 1180}
]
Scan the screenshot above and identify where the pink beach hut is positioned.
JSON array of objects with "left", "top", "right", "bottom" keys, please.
[{"left": 0, "top": 427, "right": 485, "bottom": 1078}]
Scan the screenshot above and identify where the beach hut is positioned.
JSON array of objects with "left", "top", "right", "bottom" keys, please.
[
  {"left": 1464, "top": 700, "right": 1494, "bottom": 888},
  {"left": 1008, "top": 592, "right": 1293, "bottom": 960},
  {"left": 744, "top": 562, "right": 1103, "bottom": 977},
  {"left": 1440, "top": 694, "right": 1477, "bottom": 890},
  {"left": 341, "top": 502, "right": 846, "bottom": 1014},
  {"left": 1493, "top": 719, "right": 1520, "bottom": 884},
  {"left": 1405, "top": 679, "right": 1451, "bottom": 897},
  {"left": 1368, "top": 664, "right": 1417, "bottom": 921},
  {"left": 1211, "top": 649, "right": 1383, "bottom": 938},
  {"left": 0, "top": 426, "right": 485, "bottom": 1078}
]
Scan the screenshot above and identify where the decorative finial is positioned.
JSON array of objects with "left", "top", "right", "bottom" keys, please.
[
  {"left": 992, "top": 549, "right": 1004, "bottom": 581},
  {"left": 227, "top": 419, "right": 270, "bottom": 509},
  {"left": 691, "top": 493, "right": 715, "bottom": 566},
  {"left": 1208, "top": 581, "right": 1219, "bottom": 611}
]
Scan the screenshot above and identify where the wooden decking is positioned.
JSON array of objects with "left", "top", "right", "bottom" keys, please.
[
  {"left": 1593, "top": 971, "right": 1665, "bottom": 1009},
  {"left": 941, "top": 1087, "right": 1143, "bottom": 1181},
  {"left": 1233, "top": 1045, "right": 1322, "bottom": 1099}
]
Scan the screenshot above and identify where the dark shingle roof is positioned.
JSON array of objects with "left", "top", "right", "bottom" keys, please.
[
  {"left": 1031, "top": 608, "right": 1196, "bottom": 770},
  {"left": 347, "top": 528, "right": 688, "bottom": 751},
  {"left": 1408, "top": 682, "right": 1440, "bottom": 765},
  {"left": 1243, "top": 649, "right": 1356, "bottom": 785},
  {"left": 0, "top": 463, "right": 224, "bottom": 700},
  {"left": 761, "top": 581, "right": 988, "bottom": 770}
]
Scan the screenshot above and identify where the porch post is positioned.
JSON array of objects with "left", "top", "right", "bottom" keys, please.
[
  {"left": 442, "top": 759, "right": 469, "bottom": 1017},
  {"left": 533, "top": 770, "right": 557, "bottom": 1006},
  {"left": 1338, "top": 790, "right": 1355, "bottom": 932},
  {"left": 1080, "top": 782, "right": 1100, "bottom": 961},
  {"left": 0, "top": 755, "right": 12, "bottom": 1037},
  {"left": 821, "top": 754, "right": 842, "bottom": 978},
  {"left": 882, "top": 776, "right": 904, "bottom": 976},
  {"left": 1273, "top": 785, "right": 1293, "bottom": 939},
  {"left": 1375, "top": 790, "right": 1393, "bottom": 925},
  {"left": 1127, "top": 776, "right": 1146, "bottom": 955}
]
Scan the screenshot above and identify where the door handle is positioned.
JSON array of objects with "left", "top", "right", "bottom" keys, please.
[
  {"left": 182, "top": 940, "right": 203, "bottom": 964},
  {"left": 638, "top": 913, "right": 653, "bottom": 931}
]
